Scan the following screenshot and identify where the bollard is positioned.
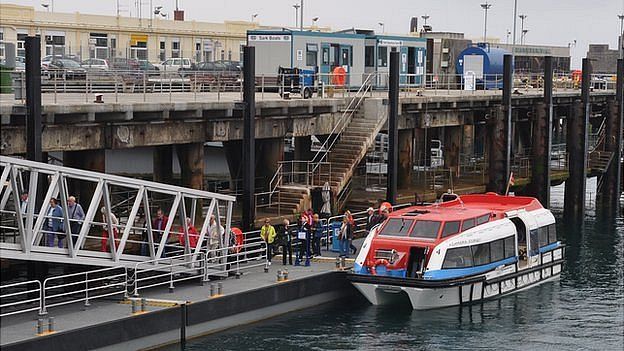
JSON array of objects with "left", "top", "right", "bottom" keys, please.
[
  {"left": 48, "top": 317, "right": 55, "bottom": 333},
  {"left": 340, "top": 257, "right": 346, "bottom": 270},
  {"left": 141, "top": 298, "right": 147, "bottom": 313},
  {"left": 36, "top": 318, "right": 44, "bottom": 335},
  {"left": 283, "top": 270, "right": 289, "bottom": 281},
  {"left": 335, "top": 257, "right": 341, "bottom": 269},
  {"left": 210, "top": 283, "right": 216, "bottom": 297},
  {"left": 217, "top": 282, "right": 223, "bottom": 296},
  {"left": 131, "top": 299, "right": 139, "bottom": 314},
  {"left": 276, "top": 270, "right": 283, "bottom": 282}
]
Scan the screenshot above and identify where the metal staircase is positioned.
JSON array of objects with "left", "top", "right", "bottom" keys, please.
[{"left": 264, "top": 73, "right": 381, "bottom": 216}]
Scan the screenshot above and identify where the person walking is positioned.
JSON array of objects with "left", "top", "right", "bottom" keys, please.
[
  {"left": 45, "top": 198, "right": 64, "bottom": 248},
  {"left": 366, "top": 207, "right": 380, "bottom": 231},
  {"left": 279, "top": 218, "right": 293, "bottom": 265},
  {"left": 66, "top": 196, "right": 85, "bottom": 246},
  {"left": 260, "top": 218, "right": 277, "bottom": 265},
  {"left": 100, "top": 207, "right": 119, "bottom": 252},
  {"left": 311, "top": 213, "right": 323, "bottom": 256},
  {"left": 339, "top": 211, "right": 354, "bottom": 258},
  {"left": 208, "top": 215, "right": 224, "bottom": 259},
  {"left": 295, "top": 214, "right": 311, "bottom": 266},
  {"left": 178, "top": 217, "right": 199, "bottom": 250},
  {"left": 347, "top": 211, "right": 358, "bottom": 255},
  {"left": 152, "top": 209, "right": 169, "bottom": 256},
  {"left": 19, "top": 191, "right": 28, "bottom": 214}
]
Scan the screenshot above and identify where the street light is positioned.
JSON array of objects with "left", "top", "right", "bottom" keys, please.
[
  {"left": 518, "top": 14, "right": 528, "bottom": 44},
  {"left": 421, "top": 14, "right": 430, "bottom": 28},
  {"left": 618, "top": 14, "right": 624, "bottom": 59},
  {"left": 312, "top": 17, "right": 319, "bottom": 27},
  {"left": 522, "top": 29, "right": 529, "bottom": 45},
  {"left": 480, "top": 2, "right": 492, "bottom": 43},
  {"left": 378, "top": 22, "right": 385, "bottom": 33},
  {"left": 251, "top": 13, "right": 258, "bottom": 23},
  {"left": 506, "top": 29, "right": 511, "bottom": 44},
  {"left": 293, "top": 4, "right": 300, "bottom": 29}
]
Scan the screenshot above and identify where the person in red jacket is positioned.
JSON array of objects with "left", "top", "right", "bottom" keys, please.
[{"left": 178, "top": 217, "right": 199, "bottom": 249}]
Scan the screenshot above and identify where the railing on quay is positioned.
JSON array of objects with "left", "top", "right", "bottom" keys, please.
[{"left": 0, "top": 280, "right": 42, "bottom": 317}]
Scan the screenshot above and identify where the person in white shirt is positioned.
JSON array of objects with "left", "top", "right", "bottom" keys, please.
[
  {"left": 208, "top": 215, "right": 224, "bottom": 259},
  {"left": 19, "top": 192, "right": 28, "bottom": 214}
]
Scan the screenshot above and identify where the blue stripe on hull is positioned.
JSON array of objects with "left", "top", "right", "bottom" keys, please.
[{"left": 423, "top": 256, "right": 518, "bottom": 280}]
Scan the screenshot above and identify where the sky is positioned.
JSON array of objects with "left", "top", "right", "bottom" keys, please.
[{"left": 3, "top": 0, "right": 623, "bottom": 68}]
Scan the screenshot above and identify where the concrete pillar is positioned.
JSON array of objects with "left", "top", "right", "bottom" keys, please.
[
  {"left": 294, "top": 136, "right": 312, "bottom": 161},
  {"left": 487, "top": 106, "right": 508, "bottom": 194},
  {"left": 398, "top": 129, "right": 413, "bottom": 189},
  {"left": 153, "top": 145, "right": 173, "bottom": 185},
  {"left": 256, "top": 138, "right": 284, "bottom": 182},
  {"left": 63, "top": 149, "right": 105, "bottom": 207},
  {"left": 444, "top": 126, "right": 461, "bottom": 178},
  {"left": 462, "top": 125, "right": 474, "bottom": 157},
  {"left": 176, "top": 143, "right": 204, "bottom": 191},
  {"left": 531, "top": 102, "right": 552, "bottom": 206},
  {"left": 564, "top": 58, "right": 591, "bottom": 225},
  {"left": 530, "top": 55, "right": 553, "bottom": 207}
]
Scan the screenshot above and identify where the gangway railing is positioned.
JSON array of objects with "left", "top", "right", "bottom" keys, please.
[{"left": 0, "top": 156, "right": 236, "bottom": 269}]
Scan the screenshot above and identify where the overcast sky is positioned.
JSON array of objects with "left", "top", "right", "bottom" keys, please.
[{"left": 4, "top": 0, "right": 623, "bottom": 68}]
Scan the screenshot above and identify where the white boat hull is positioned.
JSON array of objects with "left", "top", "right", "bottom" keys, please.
[{"left": 351, "top": 248, "right": 564, "bottom": 310}]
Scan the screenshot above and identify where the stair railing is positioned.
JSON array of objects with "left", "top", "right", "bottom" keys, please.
[{"left": 308, "top": 72, "right": 377, "bottom": 175}]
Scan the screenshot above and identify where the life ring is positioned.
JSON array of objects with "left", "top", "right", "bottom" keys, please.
[
  {"left": 379, "top": 201, "right": 393, "bottom": 213},
  {"left": 368, "top": 258, "right": 390, "bottom": 275},
  {"left": 331, "top": 66, "right": 346, "bottom": 86},
  {"left": 231, "top": 227, "right": 243, "bottom": 253}
]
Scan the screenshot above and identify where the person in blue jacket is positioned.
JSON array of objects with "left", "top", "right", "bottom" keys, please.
[{"left": 45, "top": 198, "right": 65, "bottom": 248}]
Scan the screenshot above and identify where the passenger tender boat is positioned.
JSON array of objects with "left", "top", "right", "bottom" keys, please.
[{"left": 348, "top": 193, "right": 565, "bottom": 310}]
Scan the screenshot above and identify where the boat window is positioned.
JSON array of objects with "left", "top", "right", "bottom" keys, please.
[
  {"left": 378, "top": 218, "right": 414, "bottom": 237},
  {"left": 490, "top": 239, "right": 505, "bottom": 262},
  {"left": 529, "top": 229, "right": 539, "bottom": 256},
  {"left": 471, "top": 243, "right": 490, "bottom": 266},
  {"left": 462, "top": 218, "right": 476, "bottom": 231},
  {"left": 441, "top": 221, "right": 461, "bottom": 237},
  {"left": 442, "top": 246, "right": 473, "bottom": 269},
  {"left": 476, "top": 214, "right": 490, "bottom": 225},
  {"left": 410, "top": 220, "right": 441, "bottom": 239},
  {"left": 503, "top": 236, "right": 516, "bottom": 258},
  {"left": 548, "top": 224, "right": 557, "bottom": 244},
  {"left": 538, "top": 226, "right": 549, "bottom": 247}
]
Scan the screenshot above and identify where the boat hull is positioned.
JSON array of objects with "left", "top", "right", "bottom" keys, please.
[{"left": 349, "top": 247, "right": 564, "bottom": 310}]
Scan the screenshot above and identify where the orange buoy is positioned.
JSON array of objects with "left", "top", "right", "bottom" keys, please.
[{"left": 331, "top": 66, "right": 347, "bottom": 86}]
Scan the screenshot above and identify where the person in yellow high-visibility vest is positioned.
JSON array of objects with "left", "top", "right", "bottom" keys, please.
[{"left": 260, "top": 218, "right": 277, "bottom": 265}]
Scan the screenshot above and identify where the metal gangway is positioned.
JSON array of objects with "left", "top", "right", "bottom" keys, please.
[{"left": 0, "top": 156, "right": 237, "bottom": 270}]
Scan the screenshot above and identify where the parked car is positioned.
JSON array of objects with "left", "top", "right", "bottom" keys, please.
[
  {"left": 81, "top": 58, "right": 110, "bottom": 71},
  {"left": 41, "top": 54, "right": 81, "bottom": 68},
  {"left": 107, "top": 57, "right": 141, "bottom": 71},
  {"left": 157, "top": 58, "right": 195, "bottom": 72},
  {"left": 215, "top": 60, "right": 242, "bottom": 72},
  {"left": 138, "top": 60, "right": 159, "bottom": 72},
  {"left": 0, "top": 57, "right": 26, "bottom": 72},
  {"left": 45, "top": 58, "right": 87, "bottom": 79}
]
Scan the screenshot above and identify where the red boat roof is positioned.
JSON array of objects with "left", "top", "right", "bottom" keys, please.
[{"left": 391, "top": 193, "right": 543, "bottom": 221}]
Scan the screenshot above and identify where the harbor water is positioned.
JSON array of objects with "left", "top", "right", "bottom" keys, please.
[{"left": 164, "top": 179, "right": 624, "bottom": 350}]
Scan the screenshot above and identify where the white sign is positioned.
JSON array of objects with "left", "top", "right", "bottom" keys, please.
[
  {"left": 417, "top": 50, "right": 423, "bottom": 64},
  {"left": 463, "top": 71, "right": 476, "bottom": 91},
  {"left": 296, "top": 49, "right": 303, "bottom": 61},
  {"left": 379, "top": 39, "right": 403, "bottom": 47},
  {"left": 247, "top": 34, "right": 291, "bottom": 42}
]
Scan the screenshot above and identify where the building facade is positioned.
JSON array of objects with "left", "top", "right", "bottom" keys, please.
[
  {"left": 587, "top": 44, "right": 619, "bottom": 74},
  {"left": 0, "top": 3, "right": 258, "bottom": 63}
]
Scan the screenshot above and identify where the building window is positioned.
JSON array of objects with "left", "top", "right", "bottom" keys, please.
[
  {"left": 159, "top": 40, "right": 166, "bottom": 62},
  {"left": 378, "top": 46, "right": 388, "bottom": 67},
  {"left": 110, "top": 37, "right": 117, "bottom": 58},
  {"left": 322, "top": 47, "right": 329, "bottom": 65},
  {"left": 365, "top": 45, "right": 375, "bottom": 67},
  {"left": 16, "top": 31, "right": 28, "bottom": 57},
  {"left": 195, "top": 40, "right": 202, "bottom": 62},
  {"left": 131, "top": 41, "right": 148, "bottom": 60},
  {"left": 204, "top": 40, "right": 214, "bottom": 62},
  {"left": 44, "top": 32, "right": 66, "bottom": 56},
  {"left": 0, "top": 31, "right": 4, "bottom": 58},
  {"left": 228, "top": 50, "right": 232, "bottom": 60},
  {"left": 306, "top": 43, "right": 318, "bottom": 67},
  {"left": 171, "top": 38, "right": 180, "bottom": 58},
  {"left": 89, "top": 33, "right": 108, "bottom": 59}
]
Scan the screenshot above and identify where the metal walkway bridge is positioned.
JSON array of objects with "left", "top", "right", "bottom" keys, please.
[{"left": 0, "top": 156, "right": 238, "bottom": 268}]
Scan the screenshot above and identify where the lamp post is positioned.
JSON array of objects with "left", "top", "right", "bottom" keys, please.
[
  {"left": 481, "top": 2, "right": 492, "bottom": 43},
  {"left": 506, "top": 29, "right": 511, "bottom": 44},
  {"left": 512, "top": 0, "right": 518, "bottom": 47},
  {"left": 293, "top": 4, "right": 300, "bottom": 29},
  {"left": 379, "top": 22, "right": 385, "bottom": 33},
  {"left": 518, "top": 14, "right": 527, "bottom": 44},
  {"left": 618, "top": 14, "right": 624, "bottom": 59},
  {"left": 299, "top": 0, "right": 304, "bottom": 31},
  {"left": 421, "top": 14, "right": 430, "bottom": 29},
  {"left": 522, "top": 29, "right": 529, "bottom": 45}
]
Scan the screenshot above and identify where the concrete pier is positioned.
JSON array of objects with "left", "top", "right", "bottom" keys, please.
[
  {"left": 564, "top": 59, "right": 591, "bottom": 224},
  {"left": 177, "top": 143, "right": 204, "bottom": 190},
  {"left": 153, "top": 145, "right": 174, "bottom": 185}
]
